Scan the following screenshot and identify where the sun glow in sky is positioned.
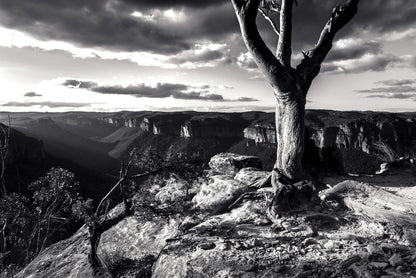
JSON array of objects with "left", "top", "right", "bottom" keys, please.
[{"left": 0, "top": 0, "right": 415, "bottom": 112}]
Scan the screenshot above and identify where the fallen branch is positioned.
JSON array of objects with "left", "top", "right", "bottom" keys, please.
[{"left": 321, "top": 180, "right": 416, "bottom": 213}]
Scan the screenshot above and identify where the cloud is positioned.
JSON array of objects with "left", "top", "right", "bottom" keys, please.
[
  {"left": 321, "top": 53, "right": 397, "bottom": 74},
  {"left": 1, "top": 101, "right": 91, "bottom": 108},
  {"left": 62, "top": 79, "right": 258, "bottom": 102},
  {"left": 24, "top": 92, "right": 42, "bottom": 97},
  {"left": 0, "top": 0, "right": 237, "bottom": 57},
  {"left": 356, "top": 79, "right": 416, "bottom": 101},
  {"left": 236, "top": 52, "right": 258, "bottom": 71},
  {"left": 325, "top": 39, "right": 382, "bottom": 62},
  {"left": 366, "top": 93, "right": 416, "bottom": 100},
  {"left": 375, "top": 79, "right": 416, "bottom": 86}
]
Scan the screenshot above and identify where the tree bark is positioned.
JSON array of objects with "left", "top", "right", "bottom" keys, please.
[{"left": 273, "top": 90, "right": 305, "bottom": 183}]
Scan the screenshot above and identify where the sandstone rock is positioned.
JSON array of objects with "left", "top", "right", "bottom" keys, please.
[
  {"left": 198, "top": 242, "right": 216, "bottom": 250},
  {"left": 366, "top": 244, "right": 384, "bottom": 256},
  {"left": 192, "top": 175, "right": 250, "bottom": 211},
  {"left": 16, "top": 205, "right": 180, "bottom": 278},
  {"left": 234, "top": 167, "right": 270, "bottom": 186},
  {"left": 155, "top": 175, "right": 189, "bottom": 204},
  {"left": 340, "top": 254, "right": 361, "bottom": 269},
  {"left": 388, "top": 253, "right": 404, "bottom": 267},
  {"left": 208, "top": 153, "right": 262, "bottom": 176},
  {"left": 368, "top": 262, "right": 388, "bottom": 269}
]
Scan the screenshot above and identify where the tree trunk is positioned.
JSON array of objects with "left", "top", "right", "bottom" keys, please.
[{"left": 273, "top": 91, "right": 305, "bottom": 184}]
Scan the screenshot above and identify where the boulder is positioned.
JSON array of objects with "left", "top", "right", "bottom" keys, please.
[
  {"left": 16, "top": 204, "right": 180, "bottom": 278},
  {"left": 192, "top": 175, "right": 250, "bottom": 212},
  {"left": 155, "top": 175, "right": 189, "bottom": 204},
  {"left": 209, "top": 153, "right": 262, "bottom": 176},
  {"left": 234, "top": 167, "right": 269, "bottom": 186}
]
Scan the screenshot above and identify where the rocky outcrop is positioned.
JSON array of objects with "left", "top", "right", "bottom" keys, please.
[
  {"left": 192, "top": 175, "right": 249, "bottom": 212},
  {"left": 208, "top": 153, "right": 263, "bottom": 176},
  {"left": 155, "top": 175, "right": 190, "bottom": 204},
  {"left": 16, "top": 204, "right": 180, "bottom": 278},
  {"left": 234, "top": 167, "right": 269, "bottom": 185}
]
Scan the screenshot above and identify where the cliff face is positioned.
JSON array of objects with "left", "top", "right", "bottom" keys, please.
[
  {"left": 180, "top": 116, "right": 244, "bottom": 139},
  {"left": 243, "top": 115, "right": 416, "bottom": 155},
  {"left": 243, "top": 123, "right": 276, "bottom": 144},
  {"left": 310, "top": 117, "right": 416, "bottom": 154},
  {"left": 0, "top": 123, "right": 46, "bottom": 193}
]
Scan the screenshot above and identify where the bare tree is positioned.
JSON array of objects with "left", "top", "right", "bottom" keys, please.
[
  {"left": 230, "top": 0, "right": 359, "bottom": 211},
  {"left": 0, "top": 116, "right": 11, "bottom": 197}
]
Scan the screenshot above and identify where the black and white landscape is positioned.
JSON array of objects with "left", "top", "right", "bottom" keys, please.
[{"left": 0, "top": 0, "right": 416, "bottom": 277}]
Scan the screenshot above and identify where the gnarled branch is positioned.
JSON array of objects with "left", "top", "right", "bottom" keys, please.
[
  {"left": 231, "top": 0, "right": 292, "bottom": 90},
  {"left": 296, "top": 0, "right": 359, "bottom": 96},
  {"left": 276, "top": 0, "right": 294, "bottom": 68}
]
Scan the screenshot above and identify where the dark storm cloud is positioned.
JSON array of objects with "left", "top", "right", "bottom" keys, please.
[
  {"left": 2, "top": 101, "right": 91, "bottom": 108},
  {"left": 0, "top": 0, "right": 415, "bottom": 65},
  {"left": 61, "top": 79, "right": 258, "bottom": 102},
  {"left": 24, "top": 92, "right": 42, "bottom": 97},
  {"left": 0, "top": 0, "right": 192, "bottom": 54},
  {"left": 122, "top": 0, "right": 227, "bottom": 9}
]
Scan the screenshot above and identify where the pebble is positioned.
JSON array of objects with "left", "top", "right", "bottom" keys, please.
[
  {"left": 368, "top": 262, "right": 388, "bottom": 269},
  {"left": 302, "top": 238, "right": 317, "bottom": 247},
  {"left": 366, "top": 244, "right": 384, "bottom": 255},
  {"left": 388, "top": 253, "right": 403, "bottom": 267},
  {"left": 198, "top": 242, "right": 216, "bottom": 250},
  {"left": 340, "top": 254, "right": 361, "bottom": 269}
]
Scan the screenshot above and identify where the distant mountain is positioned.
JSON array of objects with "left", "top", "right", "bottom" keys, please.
[
  {"left": 0, "top": 122, "right": 113, "bottom": 198},
  {"left": 12, "top": 117, "right": 119, "bottom": 174}
]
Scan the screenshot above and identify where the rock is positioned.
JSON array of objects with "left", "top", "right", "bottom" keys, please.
[
  {"left": 296, "top": 270, "right": 313, "bottom": 278},
  {"left": 396, "top": 265, "right": 408, "bottom": 273},
  {"left": 340, "top": 254, "right": 362, "bottom": 269},
  {"left": 234, "top": 167, "right": 269, "bottom": 186},
  {"left": 208, "top": 153, "right": 262, "bottom": 176},
  {"left": 388, "top": 253, "right": 404, "bottom": 267},
  {"left": 16, "top": 204, "right": 180, "bottom": 278},
  {"left": 198, "top": 242, "right": 216, "bottom": 250},
  {"left": 155, "top": 174, "right": 189, "bottom": 204},
  {"left": 368, "top": 262, "right": 388, "bottom": 269},
  {"left": 302, "top": 238, "right": 317, "bottom": 247},
  {"left": 179, "top": 215, "right": 201, "bottom": 231},
  {"left": 348, "top": 263, "right": 374, "bottom": 278},
  {"left": 192, "top": 175, "right": 250, "bottom": 211},
  {"left": 366, "top": 244, "right": 384, "bottom": 256}
]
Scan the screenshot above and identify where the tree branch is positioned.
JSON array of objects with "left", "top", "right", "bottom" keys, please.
[
  {"left": 231, "top": 0, "right": 292, "bottom": 91},
  {"left": 257, "top": 8, "right": 280, "bottom": 38},
  {"left": 296, "top": 0, "right": 360, "bottom": 96},
  {"left": 276, "top": 0, "right": 294, "bottom": 68}
]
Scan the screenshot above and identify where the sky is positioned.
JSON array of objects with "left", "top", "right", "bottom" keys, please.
[{"left": 0, "top": 0, "right": 415, "bottom": 112}]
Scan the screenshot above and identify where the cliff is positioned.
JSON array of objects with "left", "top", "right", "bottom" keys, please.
[{"left": 16, "top": 153, "right": 416, "bottom": 278}]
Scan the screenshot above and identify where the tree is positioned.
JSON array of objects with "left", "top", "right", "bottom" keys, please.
[
  {"left": 230, "top": 0, "right": 359, "bottom": 211},
  {"left": 0, "top": 193, "right": 33, "bottom": 268},
  {"left": 29, "top": 167, "right": 82, "bottom": 255}
]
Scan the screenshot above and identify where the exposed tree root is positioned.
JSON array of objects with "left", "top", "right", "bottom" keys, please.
[
  {"left": 321, "top": 180, "right": 416, "bottom": 246},
  {"left": 342, "top": 197, "right": 416, "bottom": 226},
  {"left": 321, "top": 180, "right": 416, "bottom": 213}
]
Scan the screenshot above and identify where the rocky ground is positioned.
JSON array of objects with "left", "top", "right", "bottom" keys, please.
[{"left": 16, "top": 153, "right": 416, "bottom": 278}]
